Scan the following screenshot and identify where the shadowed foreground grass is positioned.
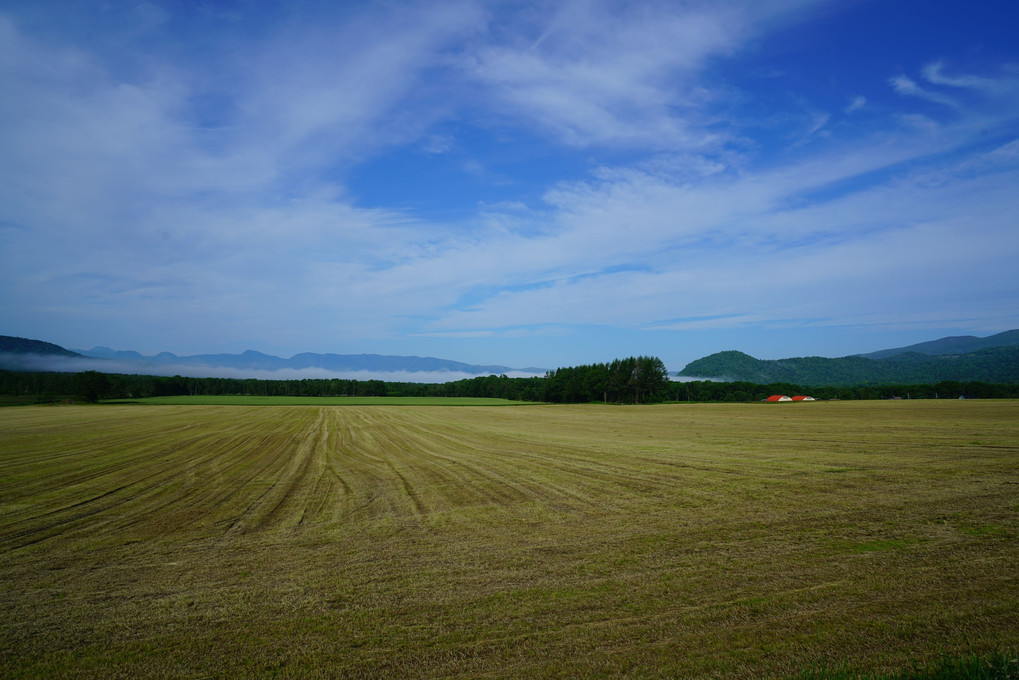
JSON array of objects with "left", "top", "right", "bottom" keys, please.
[
  {"left": 799, "top": 651, "right": 1018, "bottom": 679},
  {"left": 0, "top": 401, "right": 1016, "bottom": 678}
]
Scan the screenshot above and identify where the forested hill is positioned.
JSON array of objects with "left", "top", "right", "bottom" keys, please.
[
  {"left": 0, "top": 336, "right": 81, "bottom": 357},
  {"left": 677, "top": 346, "right": 1019, "bottom": 386}
]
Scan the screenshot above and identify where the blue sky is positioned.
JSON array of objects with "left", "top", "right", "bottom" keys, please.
[{"left": 2, "top": 0, "right": 1018, "bottom": 374}]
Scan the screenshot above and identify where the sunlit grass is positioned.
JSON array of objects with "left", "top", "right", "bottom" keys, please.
[
  {"left": 1, "top": 401, "right": 1016, "bottom": 678},
  {"left": 104, "top": 394, "right": 538, "bottom": 406}
]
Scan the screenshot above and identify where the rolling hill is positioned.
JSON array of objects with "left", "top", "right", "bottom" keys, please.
[
  {"left": 0, "top": 336, "right": 82, "bottom": 358},
  {"left": 678, "top": 332, "right": 1019, "bottom": 386}
]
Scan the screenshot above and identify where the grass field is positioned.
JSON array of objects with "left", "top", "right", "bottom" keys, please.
[
  {"left": 0, "top": 401, "right": 1016, "bottom": 678},
  {"left": 105, "top": 395, "right": 537, "bottom": 406}
]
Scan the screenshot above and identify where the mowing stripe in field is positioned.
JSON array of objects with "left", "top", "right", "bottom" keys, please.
[
  {"left": 0, "top": 401, "right": 1016, "bottom": 678},
  {"left": 104, "top": 395, "right": 538, "bottom": 406}
]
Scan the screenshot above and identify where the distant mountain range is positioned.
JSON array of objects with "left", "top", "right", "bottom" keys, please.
[
  {"left": 854, "top": 330, "right": 1019, "bottom": 359},
  {"left": 678, "top": 330, "right": 1019, "bottom": 386},
  {"left": 0, "top": 336, "right": 545, "bottom": 379},
  {"left": 75, "top": 345, "right": 541, "bottom": 375},
  {"left": 4, "top": 330, "right": 1019, "bottom": 385}
]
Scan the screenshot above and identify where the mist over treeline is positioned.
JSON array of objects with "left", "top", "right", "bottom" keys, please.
[{"left": 3, "top": 361, "right": 1017, "bottom": 406}]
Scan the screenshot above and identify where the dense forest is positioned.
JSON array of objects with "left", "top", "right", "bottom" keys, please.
[
  {"left": 3, "top": 353, "right": 1017, "bottom": 406},
  {"left": 0, "top": 356, "right": 668, "bottom": 404}
]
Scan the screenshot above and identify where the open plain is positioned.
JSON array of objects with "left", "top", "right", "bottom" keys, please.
[{"left": 1, "top": 400, "right": 1016, "bottom": 678}]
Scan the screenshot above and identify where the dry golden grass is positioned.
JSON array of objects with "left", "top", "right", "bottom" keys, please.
[{"left": 0, "top": 401, "right": 1016, "bottom": 678}]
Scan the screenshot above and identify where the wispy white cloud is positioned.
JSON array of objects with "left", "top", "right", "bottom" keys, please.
[
  {"left": 233, "top": 2, "right": 483, "bottom": 166},
  {"left": 1, "top": 1, "right": 1018, "bottom": 366},
  {"left": 922, "top": 60, "right": 999, "bottom": 90},
  {"left": 805, "top": 112, "right": 830, "bottom": 136},
  {"left": 463, "top": 1, "right": 756, "bottom": 148},
  {"left": 398, "top": 90, "right": 1019, "bottom": 336},
  {"left": 844, "top": 95, "right": 866, "bottom": 113},
  {"left": 889, "top": 74, "right": 959, "bottom": 107}
]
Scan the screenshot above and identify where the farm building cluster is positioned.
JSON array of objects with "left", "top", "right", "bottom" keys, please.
[{"left": 764, "top": 395, "right": 815, "bottom": 402}]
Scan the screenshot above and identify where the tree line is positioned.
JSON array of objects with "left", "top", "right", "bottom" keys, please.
[
  {"left": 0, "top": 355, "right": 667, "bottom": 404},
  {"left": 2, "top": 358, "right": 1017, "bottom": 406}
]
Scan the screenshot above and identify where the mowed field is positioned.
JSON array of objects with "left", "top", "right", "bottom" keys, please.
[
  {"left": 0, "top": 401, "right": 1016, "bottom": 678},
  {"left": 107, "top": 396, "right": 535, "bottom": 406}
]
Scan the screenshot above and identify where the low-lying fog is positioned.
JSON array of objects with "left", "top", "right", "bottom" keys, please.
[{"left": 0, "top": 353, "right": 545, "bottom": 383}]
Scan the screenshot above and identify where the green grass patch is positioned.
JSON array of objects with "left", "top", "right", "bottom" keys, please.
[
  {"left": 959, "top": 524, "right": 1006, "bottom": 537},
  {"left": 795, "top": 650, "right": 1019, "bottom": 679}
]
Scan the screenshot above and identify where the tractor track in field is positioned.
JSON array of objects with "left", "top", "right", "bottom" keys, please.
[
  {"left": 0, "top": 482, "right": 140, "bottom": 549},
  {"left": 8, "top": 402, "right": 1007, "bottom": 550},
  {"left": 0, "top": 403, "right": 716, "bottom": 550},
  {"left": 389, "top": 419, "right": 650, "bottom": 513},
  {"left": 220, "top": 409, "right": 325, "bottom": 538},
  {"left": 373, "top": 420, "right": 557, "bottom": 510},
  {"left": 0, "top": 406, "right": 326, "bottom": 547},
  {"left": 259, "top": 409, "right": 330, "bottom": 530},
  {"left": 1, "top": 401, "right": 1018, "bottom": 680},
  {"left": 0, "top": 429, "right": 260, "bottom": 548},
  {"left": 352, "top": 410, "right": 560, "bottom": 517}
]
